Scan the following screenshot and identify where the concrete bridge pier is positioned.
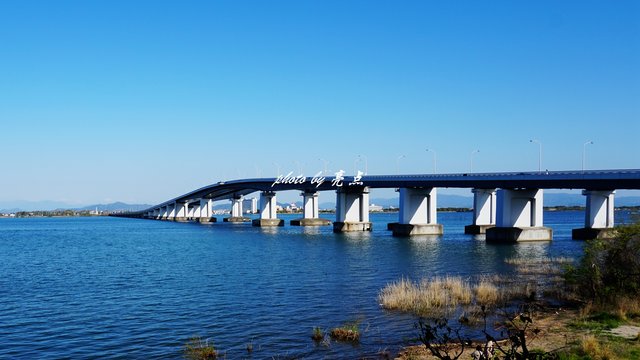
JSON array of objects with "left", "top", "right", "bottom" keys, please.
[
  {"left": 333, "top": 186, "right": 372, "bottom": 232},
  {"left": 291, "top": 191, "right": 331, "bottom": 226},
  {"left": 573, "top": 190, "right": 616, "bottom": 240},
  {"left": 187, "top": 202, "right": 197, "bottom": 221},
  {"left": 198, "top": 199, "right": 217, "bottom": 223},
  {"left": 388, "top": 188, "right": 443, "bottom": 236},
  {"left": 158, "top": 206, "right": 167, "bottom": 220},
  {"left": 465, "top": 189, "right": 497, "bottom": 234},
  {"left": 224, "top": 195, "right": 251, "bottom": 223},
  {"left": 166, "top": 204, "right": 176, "bottom": 220},
  {"left": 172, "top": 201, "right": 189, "bottom": 222},
  {"left": 486, "top": 189, "right": 552, "bottom": 242},
  {"left": 253, "top": 191, "right": 284, "bottom": 227}
]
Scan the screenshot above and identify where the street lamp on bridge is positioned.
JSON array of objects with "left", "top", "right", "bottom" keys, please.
[
  {"left": 396, "top": 155, "right": 406, "bottom": 175},
  {"left": 425, "top": 148, "right": 437, "bottom": 174},
  {"left": 318, "top": 158, "right": 329, "bottom": 175},
  {"left": 530, "top": 139, "right": 542, "bottom": 172},
  {"left": 358, "top": 154, "right": 368, "bottom": 175},
  {"left": 582, "top": 140, "right": 594, "bottom": 172},
  {"left": 470, "top": 149, "right": 480, "bottom": 173}
]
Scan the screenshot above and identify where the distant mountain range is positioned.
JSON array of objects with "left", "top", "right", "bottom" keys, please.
[
  {"left": 2, "top": 194, "right": 639, "bottom": 213},
  {"left": 0, "top": 201, "right": 153, "bottom": 213}
]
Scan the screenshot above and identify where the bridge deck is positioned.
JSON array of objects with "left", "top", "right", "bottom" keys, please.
[{"left": 140, "top": 169, "right": 640, "bottom": 213}]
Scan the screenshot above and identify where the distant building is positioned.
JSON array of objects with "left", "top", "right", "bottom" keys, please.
[
  {"left": 243, "top": 197, "right": 257, "bottom": 214},
  {"left": 369, "top": 204, "right": 383, "bottom": 212}
]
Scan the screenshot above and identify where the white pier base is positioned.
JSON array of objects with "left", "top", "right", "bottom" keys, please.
[
  {"left": 252, "top": 191, "right": 284, "bottom": 227},
  {"left": 224, "top": 195, "right": 251, "bottom": 223},
  {"left": 198, "top": 199, "right": 217, "bottom": 223},
  {"left": 573, "top": 190, "right": 616, "bottom": 240},
  {"left": 291, "top": 191, "right": 331, "bottom": 226},
  {"left": 389, "top": 188, "right": 442, "bottom": 236},
  {"left": 173, "top": 202, "right": 189, "bottom": 222},
  {"left": 333, "top": 187, "right": 372, "bottom": 232},
  {"left": 486, "top": 189, "right": 552, "bottom": 242},
  {"left": 464, "top": 189, "right": 496, "bottom": 234}
]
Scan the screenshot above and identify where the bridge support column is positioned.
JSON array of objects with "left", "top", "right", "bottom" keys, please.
[
  {"left": 465, "top": 189, "right": 497, "bottom": 234},
  {"left": 333, "top": 187, "right": 372, "bottom": 232},
  {"left": 159, "top": 206, "right": 167, "bottom": 220},
  {"left": 388, "top": 188, "right": 443, "bottom": 236},
  {"left": 198, "top": 199, "right": 217, "bottom": 223},
  {"left": 291, "top": 191, "right": 331, "bottom": 226},
  {"left": 173, "top": 202, "right": 188, "bottom": 222},
  {"left": 486, "top": 189, "right": 552, "bottom": 242},
  {"left": 224, "top": 195, "right": 251, "bottom": 223},
  {"left": 194, "top": 202, "right": 202, "bottom": 220},
  {"left": 166, "top": 204, "right": 176, "bottom": 221},
  {"left": 573, "top": 190, "right": 616, "bottom": 240},
  {"left": 253, "top": 191, "right": 284, "bottom": 227},
  {"left": 187, "top": 203, "right": 197, "bottom": 220}
]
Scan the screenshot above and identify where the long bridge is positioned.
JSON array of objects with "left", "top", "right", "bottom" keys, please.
[{"left": 116, "top": 169, "right": 640, "bottom": 242}]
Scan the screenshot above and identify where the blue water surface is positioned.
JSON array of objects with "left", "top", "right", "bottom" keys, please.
[{"left": 0, "top": 211, "right": 631, "bottom": 359}]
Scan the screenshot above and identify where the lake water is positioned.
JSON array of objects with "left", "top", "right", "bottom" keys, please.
[{"left": 0, "top": 211, "right": 636, "bottom": 359}]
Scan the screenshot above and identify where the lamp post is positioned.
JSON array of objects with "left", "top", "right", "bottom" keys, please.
[
  {"left": 426, "top": 148, "right": 437, "bottom": 174},
  {"left": 318, "top": 158, "right": 329, "bottom": 175},
  {"left": 470, "top": 149, "right": 480, "bottom": 173},
  {"left": 358, "top": 154, "right": 368, "bottom": 175},
  {"left": 396, "top": 155, "right": 406, "bottom": 175},
  {"left": 582, "top": 140, "right": 594, "bottom": 171},
  {"left": 530, "top": 139, "right": 542, "bottom": 172},
  {"left": 272, "top": 162, "right": 281, "bottom": 176}
]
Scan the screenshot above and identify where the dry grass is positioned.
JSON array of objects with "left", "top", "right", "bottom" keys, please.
[
  {"left": 379, "top": 276, "right": 536, "bottom": 316},
  {"left": 378, "top": 276, "right": 475, "bottom": 316},
  {"left": 579, "top": 335, "right": 614, "bottom": 360},
  {"left": 474, "top": 279, "right": 499, "bottom": 304},
  {"left": 614, "top": 297, "right": 640, "bottom": 320}
]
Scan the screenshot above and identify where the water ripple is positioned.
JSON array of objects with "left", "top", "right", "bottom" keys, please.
[{"left": 0, "top": 212, "right": 601, "bottom": 358}]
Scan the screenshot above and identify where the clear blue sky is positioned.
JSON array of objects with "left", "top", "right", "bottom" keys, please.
[{"left": 1, "top": 1, "right": 638, "bottom": 205}]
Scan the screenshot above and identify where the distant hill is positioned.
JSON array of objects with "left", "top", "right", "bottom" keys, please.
[
  {"left": 75, "top": 202, "right": 153, "bottom": 212},
  {"left": 0, "top": 201, "right": 153, "bottom": 213},
  {"left": 0, "top": 200, "right": 81, "bottom": 212}
]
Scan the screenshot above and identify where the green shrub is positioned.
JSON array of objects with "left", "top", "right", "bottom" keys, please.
[{"left": 565, "top": 222, "right": 640, "bottom": 304}]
